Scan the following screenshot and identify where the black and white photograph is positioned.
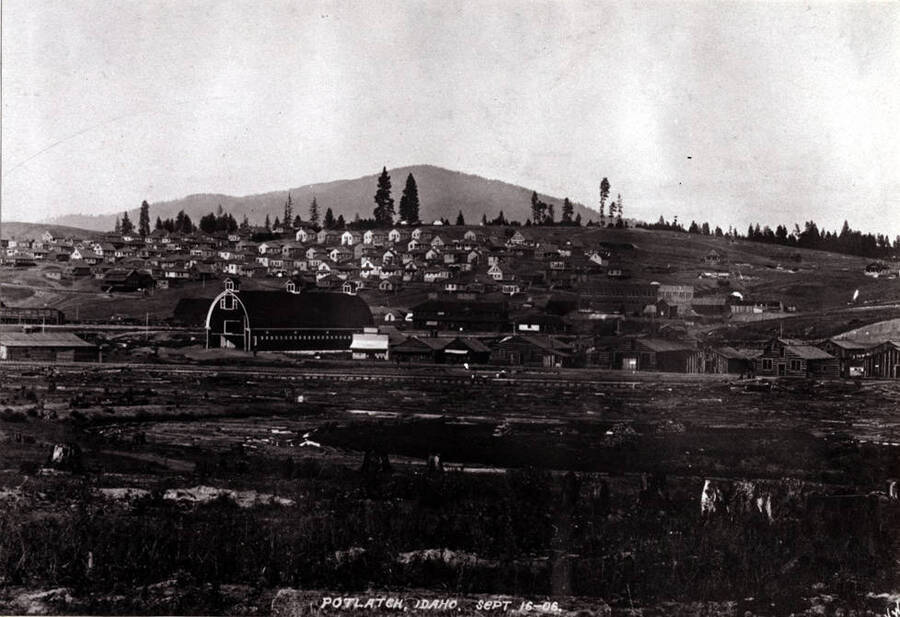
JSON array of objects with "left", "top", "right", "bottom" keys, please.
[{"left": 1, "top": 1, "right": 899, "bottom": 615}]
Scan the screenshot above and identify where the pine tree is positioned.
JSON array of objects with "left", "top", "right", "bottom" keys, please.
[
  {"left": 456, "top": 210, "right": 465, "bottom": 226},
  {"left": 599, "top": 178, "right": 610, "bottom": 223},
  {"left": 284, "top": 193, "right": 293, "bottom": 229},
  {"left": 274, "top": 216, "right": 281, "bottom": 230},
  {"left": 155, "top": 216, "right": 163, "bottom": 231},
  {"left": 324, "top": 207, "right": 335, "bottom": 229},
  {"left": 399, "top": 173, "right": 420, "bottom": 223},
  {"left": 114, "top": 216, "right": 121, "bottom": 233},
  {"left": 616, "top": 193, "right": 624, "bottom": 227},
  {"left": 309, "top": 197, "right": 320, "bottom": 227},
  {"left": 373, "top": 167, "right": 394, "bottom": 226},
  {"left": 481, "top": 213, "right": 488, "bottom": 226},
  {"left": 265, "top": 214, "right": 271, "bottom": 231},
  {"left": 562, "top": 198, "right": 573, "bottom": 224},
  {"left": 530, "top": 191, "right": 540, "bottom": 223},
  {"left": 138, "top": 200, "right": 151, "bottom": 236},
  {"left": 293, "top": 215, "right": 302, "bottom": 229},
  {"left": 574, "top": 213, "right": 582, "bottom": 226},
  {"left": 120, "top": 211, "right": 134, "bottom": 234},
  {"left": 547, "top": 202, "right": 555, "bottom": 225},
  {"left": 336, "top": 214, "right": 346, "bottom": 229}
]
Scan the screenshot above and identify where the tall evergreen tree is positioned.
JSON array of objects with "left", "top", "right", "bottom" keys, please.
[
  {"left": 323, "top": 207, "right": 335, "bottom": 229},
  {"left": 398, "top": 173, "right": 421, "bottom": 223},
  {"left": 547, "top": 202, "right": 555, "bottom": 224},
  {"left": 599, "top": 178, "right": 611, "bottom": 222},
  {"left": 284, "top": 193, "right": 293, "bottom": 229},
  {"left": 120, "top": 211, "right": 134, "bottom": 234},
  {"left": 530, "top": 191, "right": 540, "bottom": 223},
  {"left": 138, "top": 200, "right": 151, "bottom": 236},
  {"left": 373, "top": 167, "right": 394, "bottom": 226},
  {"left": 264, "top": 214, "right": 271, "bottom": 231},
  {"left": 309, "top": 197, "right": 320, "bottom": 227},
  {"left": 155, "top": 216, "right": 163, "bottom": 231},
  {"left": 455, "top": 210, "right": 465, "bottom": 226},
  {"left": 561, "top": 197, "right": 573, "bottom": 224},
  {"left": 114, "top": 216, "right": 121, "bottom": 233}
]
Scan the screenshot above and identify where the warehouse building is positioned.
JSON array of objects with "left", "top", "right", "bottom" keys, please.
[
  {"left": 204, "top": 280, "right": 374, "bottom": 352},
  {"left": 0, "top": 306, "right": 65, "bottom": 325},
  {"left": 0, "top": 332, "right": 99, "bottom": 362}
]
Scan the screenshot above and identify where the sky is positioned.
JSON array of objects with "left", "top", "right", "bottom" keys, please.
[{"left": 2, "top": 0, "right": 899, "bottom": 235}]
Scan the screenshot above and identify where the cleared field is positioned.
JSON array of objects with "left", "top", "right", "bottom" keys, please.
[{"left": 1, "top": 363, "right": 899, "bottom": 614}]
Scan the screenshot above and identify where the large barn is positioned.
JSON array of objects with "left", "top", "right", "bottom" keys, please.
[{"left": 205, "top": 281, "right": 374, "bottom": 352}]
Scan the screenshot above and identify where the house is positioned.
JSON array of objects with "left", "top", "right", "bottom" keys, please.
[
  {"left": 329, "top": 246, "right": 354, "bottom": 263},
  {"left": 295, "top": 228, "right": 317, "bottom": 243},
  {"left": 380, "top": 308, "right": 407, "bottom": 323},
  {"left": 205, "top": 281, "right": 374, "bottom": 352},
  {"left": 440, "top": 337, "right": 491, "bottom": 364},
  {"left": 862, "top": 341, "right": 900, "bottom": 378},
  {"left": 703, "top": 346, "right": 754, "bottom": 374},
  {"left": 818, "top": 338, "right": 872, "bottom": 377},
  {"left": 613, "top": 337, "right": 702, "bottom": 373},
  {"left": 391, "top": 335, "right": 449, "bottom": 363},
  {"left": 423, "top": 268, "right": 451, "bottom": 283},
  {"left": 507, "top": 230, "right": 527, "bottom": 246},
  {"left": 702, "top": 249, "right": 723, "bottom": 264},
  {"left": 387, "top": 228, "right": 410, "bottom": 244},
  {"left": 491, "top": 334, "right": 574, "bottom": 368},
  {"left": 317, "top": 230, "right": 341, "bottom": 245},
  {"left": 363, "top": 230, "right": 387, "bottom": 246},
  {"left": 754, "top": 338, "right": 839, "bottom": 378},
  {"left": 341, "top": 231, "right": 362, "bottom": 246},
  {"left": 350, "top": 329, "right": 390, "bottom": 360},
  {"left": 0, "top": 332, "right": 99, "bottom": 362},
  {"left": 102, "top": 269, "right": 156, "bottom": 292}
]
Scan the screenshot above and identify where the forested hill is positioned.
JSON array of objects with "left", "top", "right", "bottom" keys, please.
[{"left": 46, "top": 165, "right": 599, "bottom": 231}]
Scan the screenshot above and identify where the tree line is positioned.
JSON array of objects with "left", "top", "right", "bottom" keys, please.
[{"left": 638, "top": 216, "right": 899, "bottom": 259}]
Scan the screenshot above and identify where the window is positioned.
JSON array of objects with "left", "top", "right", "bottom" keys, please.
[
  {"left": 762, "top": 359, "right": 773, "bottom": 371},
  {"left": 790, "top": 359, "right": 801, "bottom": 372},
  {"left": 220, "top": 295, "right": 236, "bottom": 310}
]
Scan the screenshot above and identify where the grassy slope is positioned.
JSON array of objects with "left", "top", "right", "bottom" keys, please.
[
  {"left": 0, "top": 221, "right": 104, "bottom": 241},
  {"left": 3, "top": 227, "right": 898, "bottom": 333}
]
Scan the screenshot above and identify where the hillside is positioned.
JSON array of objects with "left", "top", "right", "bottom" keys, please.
[
  {"left": 46, "top": 165, "right": 599, "bottom": 231},
  {"left": 0, "top": 221, "right": 103, "bottom": 241}
]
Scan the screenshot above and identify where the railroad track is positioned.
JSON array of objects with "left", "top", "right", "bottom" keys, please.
[{"left": 0, "top": 359, "right": 676, "bottom": 388}]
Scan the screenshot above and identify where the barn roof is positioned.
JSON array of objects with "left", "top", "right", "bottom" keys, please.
[
  {"left": 0, "top": 332, "right": 95, "bottom": 348},
  {"left": 231, "top": 290, "right": 373, "bottom": 329}
]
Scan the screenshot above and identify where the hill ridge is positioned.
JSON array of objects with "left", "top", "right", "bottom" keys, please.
[{"left": 46, "top": 165, "right": 600, "bottom": 232}]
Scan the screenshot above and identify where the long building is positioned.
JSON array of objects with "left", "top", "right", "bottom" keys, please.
[
  {"left": 0, "top": 306, "right": 65, "bottom": 325},
  {"left": 0, "top": 332, "right": 99, "bottom": 362},
  {"left": 204, "top": 280, "right": 373, "bottom": 352}
]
